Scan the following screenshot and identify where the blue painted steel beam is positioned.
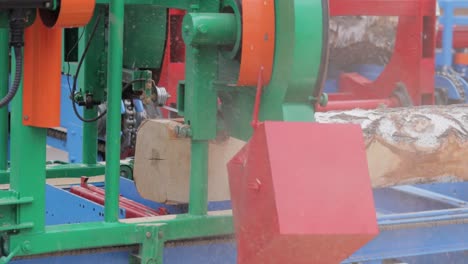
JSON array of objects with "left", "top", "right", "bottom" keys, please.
[
  {"left": 373, "top": 188, "right": 459, "bottom": 214},
  {"left": 344, "top": 222, "right": 468, "bottom": 263},
  {"left": 392, "top": 186, "right": 468, "bottom": 208}
]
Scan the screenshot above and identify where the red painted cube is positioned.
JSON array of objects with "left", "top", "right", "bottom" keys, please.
[{"left": 227, "top": 121, "right": 379, "bottom": 264}]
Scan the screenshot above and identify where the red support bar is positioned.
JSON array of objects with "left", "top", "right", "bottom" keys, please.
[
  {"left": 316, "top": 98, "right": 400, "bottom": 112},
  {"left": 70, "top": 177, "right": 166, "bottom": 218},
  {"left": 437, "top": 26, "right": 468, "bottom": 49},
  {"left": 329, "top": 0, "right": 434, "bottom": 16},
  {"left": 83, "top": 183, "right": 163, "bottom": 216}
]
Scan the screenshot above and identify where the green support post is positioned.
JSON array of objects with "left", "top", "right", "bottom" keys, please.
[
  {"left": 188, "top": 140, "right": 209, "bottom": 215},
  {"left": 104, "top": 0, "right": 125, "bottom": 222},
  {"left": 0, "top": 13, "right": 8, "bottom": 170},
  {"left": 10, "top": 49, "right": 47, "bottom": 233},
  {"left": 181, "top": 5, "right": 235, "bottom": 216},
  {"left": 83, "top": 8, "right": 107, "bottom": 164},
  {"left": 82, "top": 22, "right": 98, "bottom": 165}
]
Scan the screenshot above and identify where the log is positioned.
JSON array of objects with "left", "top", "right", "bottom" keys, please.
[
  {"left": 329, "top": 16, "right": 398, "bottom": 71},
  {"left": 134, "top": 105, "right": 468, "bottom": 204},
  {"left": 315, "top": 105, "right": 468, "bottom": 188}
]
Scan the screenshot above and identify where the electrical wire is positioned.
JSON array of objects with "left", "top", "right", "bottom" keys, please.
[
  {"left": 70, "top": 14, "right": 106, "bottom": 123},
  {"left": 0, "top": 11, "right": 26, "bottom": 109},
  {"left": 0, "top": 47, "right": 22, "bottom": 108},
  {"left": 66, "top": 27, "right": 87, "bottom": 95}
]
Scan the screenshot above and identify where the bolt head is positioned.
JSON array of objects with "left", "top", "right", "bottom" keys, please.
[
  {"left": 197, "top": 25, "right": 208, "bottom": 34},
  {"left": 22, "top": 241, "right": 31, "bottom": 252},
  {"left": 146, "top": 231, "right": 152, "bottom": 238}
]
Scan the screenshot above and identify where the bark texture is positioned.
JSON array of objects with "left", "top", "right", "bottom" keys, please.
[
  {"left": 315, "top": 105, "right": 468, "bottom": 188},
  {"left": 329, "top": 16, "right": 398, "bottom": 71}
]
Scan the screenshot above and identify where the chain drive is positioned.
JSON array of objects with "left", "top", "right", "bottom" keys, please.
[{"left": 437, "top": 68, "right": 466, "bottom": 102}]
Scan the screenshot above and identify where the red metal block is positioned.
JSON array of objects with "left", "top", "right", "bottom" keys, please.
[{"left": 228, "top": 122, "right": 379, "bottom": 264}]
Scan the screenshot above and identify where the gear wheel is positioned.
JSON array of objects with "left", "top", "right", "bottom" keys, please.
[{"left": 436, "top": 68, "right": 466, "bottom": 103}]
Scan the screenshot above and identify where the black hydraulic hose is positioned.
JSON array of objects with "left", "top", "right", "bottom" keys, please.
[
  {"left": 0, "top": 47, "right": 22, "bottom": 108},
  {"left": 71, "top": 14, "right": 105, "bottom": 123},
  {"left": 0, "top": 10, "right": 26, "bottom": 109}
]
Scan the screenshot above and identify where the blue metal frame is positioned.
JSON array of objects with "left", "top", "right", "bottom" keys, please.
[
  {"left": 435, "top": 0, "right": 468, "bottom": 102},
  {"left": 46, "top": 76, "right": 85, "bottom": 163},
  {"left": 438, "top": 0, "right": 468, "bottom": 68}
]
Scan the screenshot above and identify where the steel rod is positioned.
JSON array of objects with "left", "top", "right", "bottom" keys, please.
[
  {"left": 0, "top": 14, "right": 8, "bottom": 170},
  {"left": 188, "top": 140, "right": 209, "bottom": 215},
  {"left": 104, "top": 0, "right": 125, "bottom": 222},
  {"left": 82, "top": 108, "right": 98, "bottom": 164},
  {"left": 316, "top": 98, "right": 399, "bottom": 112}
]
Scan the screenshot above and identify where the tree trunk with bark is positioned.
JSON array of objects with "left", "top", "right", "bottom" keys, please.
[
  {"left": 315, "top": 105, "right": 468, "bottom": 188},
  {"left": 329, "top": 16, "right": 398, "bottom": 72}
]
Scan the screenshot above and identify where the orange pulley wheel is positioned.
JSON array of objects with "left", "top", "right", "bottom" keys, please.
[
  {"left": 237, "top": 0, "right": 275, "bottom": 86},
  {"left": 40, "top": 0, "right": 96, "bottom": 28}
]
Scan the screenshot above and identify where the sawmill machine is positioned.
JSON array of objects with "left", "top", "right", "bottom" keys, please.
[
  {"left": 0, "top": 0, "right": 381, "bottom": 263},
  {"left": 24, "top": 0, "right": 441, "bottom": 163}
]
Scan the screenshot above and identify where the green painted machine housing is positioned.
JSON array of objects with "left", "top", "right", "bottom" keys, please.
[
  {"left": 62, "top": 5, "right": 168, "bottom": 102},
  {"left": 123, "top": 5, "right": 167, "bottom": 69}
]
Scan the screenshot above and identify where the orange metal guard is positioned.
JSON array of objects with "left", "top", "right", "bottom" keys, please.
[
  {"left": 237, "top": 0, "right": 275, "bottom": 86},
  {"left": 23, "top": 0, "right": 95, "bottom": 128}
]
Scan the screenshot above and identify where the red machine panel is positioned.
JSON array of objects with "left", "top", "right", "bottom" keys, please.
[
  {"left": 320, "top": 0, "right": 437, "bottom": 110},
  {"left": 228, "top": 122, "right": 379, "bottom": 264}
]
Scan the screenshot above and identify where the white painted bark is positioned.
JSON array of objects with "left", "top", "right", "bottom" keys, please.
[{"left": 316, "top": 105, "right": 468, "bottom": 188}]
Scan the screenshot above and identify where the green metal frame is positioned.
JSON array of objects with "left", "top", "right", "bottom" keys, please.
[{"left": 0, "top": 0, "right": 326, "bottom": 263}]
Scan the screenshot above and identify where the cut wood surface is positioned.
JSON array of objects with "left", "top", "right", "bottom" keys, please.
[
  {"left": 316, "top": 105, "right": 468, "bottom": 188},
  {"left": 133, "top": 119, "right": 245, "bottom": 204}
]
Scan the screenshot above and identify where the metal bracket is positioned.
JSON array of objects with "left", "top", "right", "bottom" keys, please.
[{"left": 132, "top": 224, "right": 166, "bottom": 264}]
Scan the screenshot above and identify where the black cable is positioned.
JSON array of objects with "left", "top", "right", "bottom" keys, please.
[
  {"left": 70, "top": 14, "right": 106, "bottom": 123},
  {"left": 0, "top": 47, "right": 22, "bottom": 108},
  {"left": 0, "top": 10, "right": 26, "bottom": 108},
  {"left": 66, "top": 28, "right": 87, "bottom": 94}
]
